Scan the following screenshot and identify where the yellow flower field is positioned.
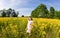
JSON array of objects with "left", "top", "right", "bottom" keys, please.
[{"left": 0, "top": 17, "right": 60, "bottom": 38}]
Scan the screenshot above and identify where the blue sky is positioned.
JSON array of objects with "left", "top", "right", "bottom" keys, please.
[{"left": 0, "top": 0, "right": 60, "bottom": 16}]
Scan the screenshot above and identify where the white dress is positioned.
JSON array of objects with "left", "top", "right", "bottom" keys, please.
[{"left": 26, "top": 20, "right": 33, "bottom": 33}]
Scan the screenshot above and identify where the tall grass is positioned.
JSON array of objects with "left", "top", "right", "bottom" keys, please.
[{"left": 0, "top": 17, "right": 60, "bottom": 38}]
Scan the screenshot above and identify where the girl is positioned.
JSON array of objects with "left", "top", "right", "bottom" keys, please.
[{"left": 26, "top": 16, "right": 33, "bottom": 34}]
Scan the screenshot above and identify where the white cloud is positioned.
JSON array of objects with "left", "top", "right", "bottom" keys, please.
[
  {"left": 0, "top": 0, "right": 34, "bottom": 16},
  {"left": 0, "top": 0, "right": 28, "bottom": 10},
  {"left": 45, "top": 1, "right": 60, "bottom": 10},
  {"left": 0, "top": 0, "right": 5, "bottom": 10},
  {"left": 17, "top": 8, "right": 34, "bottom": 16}
]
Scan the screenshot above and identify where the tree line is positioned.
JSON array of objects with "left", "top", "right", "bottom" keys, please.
[
  {"left": 0, "top": 8, "right": 19, "bottom": 17},
  {"left": 31, "top": 4, "right": 60, "bottom": 19}
]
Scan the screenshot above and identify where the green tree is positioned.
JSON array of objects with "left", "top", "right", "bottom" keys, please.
[
  {"left": 55, "top": 11, "right": 60, "bottom": 19},
  {"left": 12, "top": 9, "right": 19, "bottom": 17},
  {"left": 49, "top": 7, "right": 55, "bottom": 18},
  {"left": 0, "top": 8, "right": 19, "bottom": 17},
  {"left": 1, "top": 11, "right": 6, "bottom": 17},
  {"left": 31, "top": 10, "right": 39, "bottom": 17},
  {"left": 7, "top": 8, "right": 12, "bottom": 17},
  {"left": 21, "top": 15, "right": 24, "bottom": 17},
  {"left": 31, "top": 4, "right": 48, "bottom": 18},
  {"left": 16, "top": 11, "right": 19, "bottom": 17}
]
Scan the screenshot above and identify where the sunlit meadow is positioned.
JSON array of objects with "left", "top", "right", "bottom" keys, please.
[{"left": 0, "top": 17, "right": 60, "bottom": 38}]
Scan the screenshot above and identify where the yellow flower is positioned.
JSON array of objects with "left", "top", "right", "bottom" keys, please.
[
  {"left": 59, "top": 30, "right": 60, "bottom": 32},
  {"left": 42, "top": 31, "right": 46, "bottom": 35},
  {"left": 14, "top": 25, "right": 17, "bottom": 27},
  {"left": 57, "top": 37, "right": 59, "bottom": 38},
  {"left": 13, "top": 29, "right": 17, "bottom": 33}
]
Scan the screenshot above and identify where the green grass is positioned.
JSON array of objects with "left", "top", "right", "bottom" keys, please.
[{"left": 0, "top": 17, "right": 60, "bottom": 38}]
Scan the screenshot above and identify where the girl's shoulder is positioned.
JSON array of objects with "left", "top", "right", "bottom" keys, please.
[{"left": 30, "top": 20, "right": 33, "bottom": 23}]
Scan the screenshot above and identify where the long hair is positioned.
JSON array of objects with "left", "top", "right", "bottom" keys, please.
[{"left": 29, "top": 16, "right": 33, "bottom": 20}]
